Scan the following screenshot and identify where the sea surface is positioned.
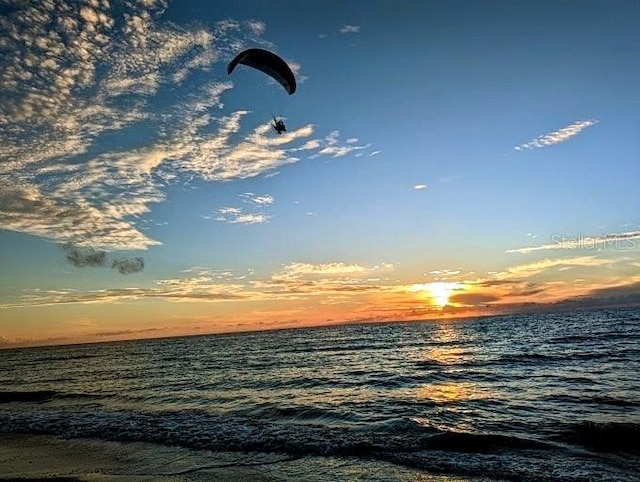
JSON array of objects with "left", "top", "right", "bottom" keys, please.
[{"left": 1, "top": 308, "right": 639, "bottom": 481}]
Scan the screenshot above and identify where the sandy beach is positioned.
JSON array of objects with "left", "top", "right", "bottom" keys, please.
[
  {"left": 0, "top": 434, "right": 291, "bottom": 481},
  {"left": 0, "top": 434, "right": 480, "bottom": 482}
]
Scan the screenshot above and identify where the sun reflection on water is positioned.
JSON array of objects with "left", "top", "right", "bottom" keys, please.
[
  {"left": 415, "top": 381, "right": 490, "bottom": 404},
  {"left": 410, "top": 321, "right": 495, "bottom": 433}
]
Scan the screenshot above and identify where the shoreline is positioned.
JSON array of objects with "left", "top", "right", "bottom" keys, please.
[
  {"left": 0, "top": 433, "right": 487, "bottom": 481},
  {"left": 0, "top": 433, "right": 287, "bottom": 481}
]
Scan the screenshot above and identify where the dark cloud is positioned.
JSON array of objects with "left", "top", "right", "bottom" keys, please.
[
  {"left": 512, "top": 288, "right": 546, "bottom": 297},
  {"left": 112, "top": 257, "right": 145, "bottom": 275},
  {"left": 449, "top": 293, "right": 500, "bottom": 305},
  {"left": 474, "top": 279, "right": 519, "bottom": 287},
  {"left": 553, "top": 282, "right": 640, "bottom": 309},
  {"left": 63, "top": 244, "right": 107, "bottom": 268},
  {"left": 62, "top": 244, "right": 144, "bottom": 275},
  {"left": 584, "top": 281, "right": 640, "bottom": 298}
]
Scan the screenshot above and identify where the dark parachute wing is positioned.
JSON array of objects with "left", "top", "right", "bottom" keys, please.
[{"left": 227, "top": 48, "right": 296, "bottom": 95}]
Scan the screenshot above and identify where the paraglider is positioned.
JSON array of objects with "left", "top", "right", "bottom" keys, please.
[
  {"left": 227, "top": 48, "right": 296, "bottom": 95},
  {"left": 271, "top": 117, "right": 286, "bottom": 135},
  {"left": 227, "top": 48, "right": 296, "bottom": 133}
]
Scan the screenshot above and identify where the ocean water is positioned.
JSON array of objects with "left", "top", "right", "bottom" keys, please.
[{"left": 1, "top": 308, "right": 639, "bottom": 481}]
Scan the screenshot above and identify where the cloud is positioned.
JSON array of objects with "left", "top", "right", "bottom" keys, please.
[
  {"left": 212, "top": 192, "right": 275, "bottom": 224},
  {"left": 0, "top": 260, "right": 394, "bottom": 308},
  {"left": 428, "top": 269, "right": 463, "bottom": 280},
  {"left": 112, "top": 257, "right": 145, "bottom": 275},
  {"left": 64, "top": 244, "right": 106, "bottom": 268},
  {"left": 247, "top": 20, "right": 266, "bottom": 35},
  {"left": 240, "top": 193, "right": 274, "bottom": 206},
  {"left": 495, "top": 256, "right": 613, "bottom": 279},
  {"left": 413, "top": 184, "right": 428, "bottom": 190},
  {"left": 316, "top": 131, "right": 372, "bottom": 158},
  {"left": 0, "top": 1, "right": 375, "bottom": 252},
  {"left": 62, "top": 244, "right": 144, "bottom": 275},
  {"left": 216, "top": 211, "right": 270, "bottom": 225},
  {"left": 507, "top": 231, "right": 640, "bottom": 254},
  {"left": 445, "top": 253, "right": 640, "bottom": 310},
  {"left": 0, "top": 0, "right": 220, "bottom": 250},
  {"left": 0, "top": 283, "right": 248, "bottom": 309},
  {"left": 279, "top": 262, "right": 369, "bottom": 278},
  {"left": 287, "top": 61, "right": 308, "bottom": 84},
  {"left": 449, "top": 293, "right": 499, "bottom": 305},
  {"left": 269, "top": 262, "right": 395, "bottom": 287},
  {"left": 340, "top": 25, "right": 361, "bottom": 34},
  {"left": 514, "top": 119, "right": 598, "bottom": 150}
]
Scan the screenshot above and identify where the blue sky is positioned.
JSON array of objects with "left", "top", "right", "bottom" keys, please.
[{"left": 1, "top": 0, "right": 639, "bottom": 347}]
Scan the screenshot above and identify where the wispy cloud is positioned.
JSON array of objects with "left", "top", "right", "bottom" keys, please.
[
  {"left": 315, "top": 131, "right": 372, "bottom": 158},
  {"left": 498, "top": 256, "right": 613, "bottom": 278},
  {"left": 507, "top": 231, "right": 640, "bottom": 254},
  {"left": 0, "top": 1, "right": 375, "bottom": 252},
  {"left": 1, "top": 260, "right": 396, "bottom": 308},
  {"left": 240, "top": 193, "right": 274, "bottom": 206},
  {"left": 340, "top": 25, "right": 361, "bottom": 34},
  {"left": 215, "top": 210, "right": 270, "bottom": 225},
  {"left": 429, "top": 269, "right": 462, "bottom": 280},
  {"left": 3, "top": 254, "right": 640, "bottom": 334},
  {"left": 266, "top": 262, "right": 395, "bottom": 294},
  {"left": 278, "top": 262, "right": 369, "bottom": 278},
  {"left": 209, "top": 192, "right": 275, "bottom": 225},
  {"left": 287, "top": 61, "right": 308, "bottom": 84},
  {"left": 514, "top": 119, "right": 598, "bottom": 150},
  {"left": 445, "top": 252, "right": 640, "bottom": 309}
]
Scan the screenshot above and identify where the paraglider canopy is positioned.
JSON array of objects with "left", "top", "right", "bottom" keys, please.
[{"left": 227, "top": 48, "right": 296, "bottom": 95}]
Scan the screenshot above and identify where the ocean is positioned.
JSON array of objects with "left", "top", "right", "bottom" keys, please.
[{"left": 1, "top": 308, "right": 639, "bottom": 481}]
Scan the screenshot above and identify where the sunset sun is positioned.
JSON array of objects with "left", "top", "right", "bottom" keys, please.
[
  {"left": 428, "top": 282, "right": 460, "bottom": 307},
  {"left": 411, "top": 282, "right": 461, "bottom": 308}
]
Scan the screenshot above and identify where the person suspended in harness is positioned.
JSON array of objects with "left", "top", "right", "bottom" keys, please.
[{"left": 271, "top": 117, "right": 287, "bottom": 135}]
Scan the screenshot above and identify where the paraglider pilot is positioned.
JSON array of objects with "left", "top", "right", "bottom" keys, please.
[{"left": 272, "top": 117, "right": 287, "bottom": 135}]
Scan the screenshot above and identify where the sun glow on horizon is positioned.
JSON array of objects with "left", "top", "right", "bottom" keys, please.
[{"left": 411, "top": 282, "right": 461, "bottom": 308}]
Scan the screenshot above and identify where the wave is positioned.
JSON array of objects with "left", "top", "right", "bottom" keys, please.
[
  {"left": 2, "top": 410, "right": 636, "bottom": 481},
  {"left": 231, "top": 404, "right": 364, "bottom": 425},
  {"left": 496, "top": 351, "right": 612, "bottom": 364},
  {"left": 14, "top": 353, "right": 99, "bottom": 364},
  {"left": 540, "top": 393, "right": 640, "bottom": 408},
  {"left": 557, "top": 421, "right": 640, "bottom": 454},
  {"left": 0, "top": 390, "right": 107, "bottom": 404},
  {"left": 0, "top": 408, "right": 551, "bottom": 457},
  {"left": 547, "top": 332, "right": 638, "bottom": 345},
  {"left": 419, "top": 431, "right": 550, "bottom": 453},
  {"left": 0, "top": 390, "right": 59, "bottom": 403}
]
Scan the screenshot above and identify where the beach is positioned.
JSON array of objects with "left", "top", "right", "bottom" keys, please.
[
  {"left": 2, "top": 311, "right": 639, "bottom": 481},
  {"left": 0, "top": 433, "right": 282, "bottom": 481},
  {"left": 0, "top": 434, "right": 486, "bottom": 482}
]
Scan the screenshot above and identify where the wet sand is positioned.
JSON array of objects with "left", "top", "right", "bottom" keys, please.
[
  {"left": 0, "top": 433, "right": 288, "bottom": 481},
  {"left": 0, "top": 434, "right": 490, "bottom": 481}
]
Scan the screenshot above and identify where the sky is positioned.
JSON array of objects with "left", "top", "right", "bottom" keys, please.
[{"left": 1, "top": 0, "right": 639, "bottom": 348}]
